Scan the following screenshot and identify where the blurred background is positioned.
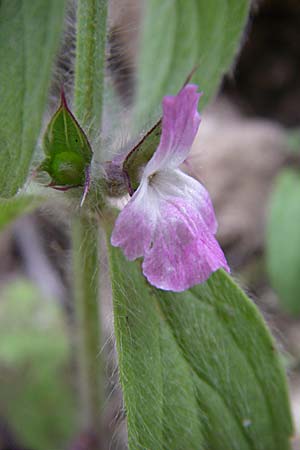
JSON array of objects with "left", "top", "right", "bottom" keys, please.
[{"left": 1, "top": 0, "right": 300, "bottom": 448}]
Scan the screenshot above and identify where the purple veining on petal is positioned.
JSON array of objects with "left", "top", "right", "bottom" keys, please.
[
  {"left": 145, "top": 84, "right": 202, "bottom": 175},
  {"left": 142, "top": 198, "right": 229, "bottom": 292}
]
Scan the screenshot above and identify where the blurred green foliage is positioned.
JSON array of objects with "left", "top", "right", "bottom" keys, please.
[
  {"left": 0, "top": 196, "right": 44, "bottom": 233},
  {"left": 286, "top": 128, "right": 300, "bottom": 155},
  {"left": 0, "top": 279, "right": 76, "bottom": 450},
  {"left": 267, "top": 169, "right": 300, "bottom": 315}
]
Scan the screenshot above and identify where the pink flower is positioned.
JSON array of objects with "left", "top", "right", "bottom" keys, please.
[{"left": 111, "top": 84, "right": 229, "bottom": 291}]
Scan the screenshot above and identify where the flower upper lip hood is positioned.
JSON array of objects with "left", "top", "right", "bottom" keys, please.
[{"left": 111, "top": 84, "right": 229, "bottom": 292}]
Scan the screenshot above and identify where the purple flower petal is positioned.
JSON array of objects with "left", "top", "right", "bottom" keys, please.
[
  {"left": 145, "top": 85, "right": 201, "bottom": 175},
  {"left": 149, "top": 169, "right": 218, "bottom": 234},
  {"left": 111, "top": 83, "right": 230, "bottom": 292},
  {"left": 110, "top": 183, "right": 156, "bottom": 260},
  {"left": 142, "top": 198, "right": 229, "bottom": 291},
  {"left": 111, "top": 169, "right": 228, "bottom": 291}
]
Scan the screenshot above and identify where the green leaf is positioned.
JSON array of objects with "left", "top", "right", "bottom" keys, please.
[
  {"left": 0, "top": 195, "right": 44, "bottom": 232},
  {"left": 0, "top": 0, "right": 66, "bottom": 198},
  {"left": 266, "top": 169, "right": 300, "bottom": 315},
  {"left": 40, "top": 92, "right": 92, "bottom": 187},
  {"left": 135, "top": 0, "right": 250, "bottom": 122},
  {"left": 107, "top": 241, "right": 293, "bottom": 450}
]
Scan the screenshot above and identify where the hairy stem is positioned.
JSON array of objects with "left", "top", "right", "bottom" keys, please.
[
  {"left": 72, "top": 0, "right": 108, "bottom": 444},
  {"left": 72, "top": 216, "right": 101, "bottom": 435}
]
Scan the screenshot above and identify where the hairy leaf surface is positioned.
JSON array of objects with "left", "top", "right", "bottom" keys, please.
[
  {"left": 0, "top": 0, "right": 66, "bottom": 197},
  {"left": 107, "top": 242, "right": 293, "bottom": 450},
  {"left": 135, "top": 0, "right": 250, "bottom": 123}
]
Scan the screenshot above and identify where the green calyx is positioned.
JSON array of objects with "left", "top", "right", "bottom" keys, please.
[
  {"left": 123, "top": 119, "right": 162, "bottom": 193},
  {"left": 39, "top": 91, "right": 92, "bottom": 189}
]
